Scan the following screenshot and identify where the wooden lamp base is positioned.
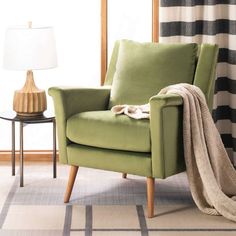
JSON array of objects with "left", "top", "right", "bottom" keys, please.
[{"left": 13, "top": 70, "right": 47, "bottom": 117}]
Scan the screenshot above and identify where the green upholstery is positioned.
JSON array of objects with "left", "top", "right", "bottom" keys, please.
[
  {"left": 67, "top": 144, "right": 152, "bottom": 177},
  {"left": 105, "top": 41, "right": 120, "bottom": 86},
  {"left": 149, "top": 94, "right": 184, "bottom": 178},
  {"left": 49, "top": 40, "right": 218, "bottom": 179},
  {"left": 194, "top": 44, "right": 219, "bottom": 110},
  {"left": 48, "top": 87, "right": 111, "bottom": 164},
  {"left": 109, "top": 40, "right": 197, "bottom": 107},
  {"left": 67, "top": 110, "right": 151, "bottom": 152}
]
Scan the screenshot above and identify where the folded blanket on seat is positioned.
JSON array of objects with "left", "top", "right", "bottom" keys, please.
[{"left": 111, "top": 104, "right": 150, "bottom": 119}]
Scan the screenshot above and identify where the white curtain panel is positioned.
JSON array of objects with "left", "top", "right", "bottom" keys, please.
[{"left": 160, "top": 0, "right": 236, "bottom": 166}]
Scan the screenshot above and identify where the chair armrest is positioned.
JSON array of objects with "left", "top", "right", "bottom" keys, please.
[
  {"left": 150, "top": 93, "right": 183, "bottom": 106},
  {"left": 48, "top": 86, "right": 111, "bottom": 118},
  {"left": 149, "top": 94, "right": 184, "bottom": 178},
  {"left": 48, "top": 86, "right": 111, "bottom": 164}
]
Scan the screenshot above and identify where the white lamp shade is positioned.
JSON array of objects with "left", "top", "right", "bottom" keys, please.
[{"left": 3, "top": 26, "right": 57, "bottom": 70}]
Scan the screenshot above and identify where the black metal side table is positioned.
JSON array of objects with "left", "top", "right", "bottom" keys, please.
[{"left": 0, "top": 111, "right": 57, "bottom": 187}]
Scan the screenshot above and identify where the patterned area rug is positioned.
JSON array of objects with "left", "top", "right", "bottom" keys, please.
[{"left": 0, "top": 163, "right": 236, "bottom": 236}]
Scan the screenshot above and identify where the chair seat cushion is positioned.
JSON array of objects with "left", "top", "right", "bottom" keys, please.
[{"left": 66, "top": 110, "right": 151, "bottom": 152}]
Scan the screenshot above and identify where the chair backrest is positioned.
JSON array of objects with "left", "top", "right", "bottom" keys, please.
[{"left": 105, "top": 41, "right": 218, "bottom": 111}]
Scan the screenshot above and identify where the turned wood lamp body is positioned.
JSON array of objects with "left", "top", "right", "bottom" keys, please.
[
  {"left": 3, "top": 22, "right": 57, "bottom": 116},
  {"left": 13, "top": 70, "right": 47, "bottom": 116}
]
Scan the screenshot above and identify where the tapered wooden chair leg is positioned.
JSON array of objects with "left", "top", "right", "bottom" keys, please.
[
  {"left": 147, "top": 177, "right": 155, "bottom": 218},
  {"left": 64, "top": 165, "right": 79, "bottom": 203},
  {"left": 122, "top": 173, "right": 127, "bottom": 179}
]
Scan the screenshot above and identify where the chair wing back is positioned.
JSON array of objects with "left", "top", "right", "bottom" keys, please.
[
  {"left": 193, "top": 44, "right": 219, "bottom": 111},
  {"left": 104, "top": 41, "right": 120, "bottom": 86},
  {"left": 105, "top": 41, "right": 218, "bottom": 111}
]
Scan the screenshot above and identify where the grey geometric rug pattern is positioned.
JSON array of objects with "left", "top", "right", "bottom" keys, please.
[{"left": 0, "top": 164, "right": 236, "bottom": 236}]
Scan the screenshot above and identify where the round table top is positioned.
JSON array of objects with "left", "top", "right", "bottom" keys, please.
[{"left": 0, "top": 111, "right": 55, "bottom": 124}]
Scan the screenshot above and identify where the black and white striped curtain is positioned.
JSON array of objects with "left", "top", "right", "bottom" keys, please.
[{"left": 160, "top": 0, "right": 236, "bottom": 166}]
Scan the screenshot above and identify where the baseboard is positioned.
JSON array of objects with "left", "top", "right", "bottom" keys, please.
[{"left": 0, "top": 150, "right": 59, "bottom": 162}]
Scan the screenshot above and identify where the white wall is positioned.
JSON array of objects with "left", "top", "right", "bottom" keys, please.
[
  {"left": 0, "top": 0, "right": 152, "bottom": 151},
  {"left": 108, "top": 0, "right": 152, "bottom": 60}
]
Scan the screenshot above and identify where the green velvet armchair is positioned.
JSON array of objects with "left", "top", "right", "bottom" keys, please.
[{"left": 49, "top": 40, "right": 218, "bottom": 218}]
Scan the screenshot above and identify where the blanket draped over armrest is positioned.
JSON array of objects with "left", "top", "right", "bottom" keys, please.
[{"left": 112, "top": 83, "right": 236, "bottom": 222}]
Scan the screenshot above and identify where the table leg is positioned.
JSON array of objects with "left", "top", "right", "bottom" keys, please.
[
  {"left": 20, "top": 122, "right": 24, "bottom": 187},
  {"left": 11, "top": 121, "right": 15, "bottom": 176},
  {"left": 53, "top": 118, "right": 57, "bottom": 178}
]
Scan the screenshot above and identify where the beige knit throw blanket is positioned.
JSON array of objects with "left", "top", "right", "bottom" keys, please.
[{"left": 112, "top": 83, "right": 236, "bottom": 222}]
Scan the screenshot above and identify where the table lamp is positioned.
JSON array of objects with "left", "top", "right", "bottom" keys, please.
[{"left": 3, "top": 22, "right": 57, "bottom": 117}]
